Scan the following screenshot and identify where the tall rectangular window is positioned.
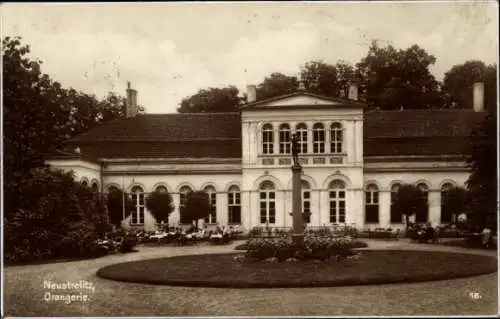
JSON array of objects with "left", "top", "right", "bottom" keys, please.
[{"left": 228, "top": 186, "right": 241, "bottom": 224}]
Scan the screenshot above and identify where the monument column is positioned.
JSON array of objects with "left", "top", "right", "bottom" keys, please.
[
  {"left": 429, "top": 190, "right": 441, "bottom": 226},
  {"left": 171, "top": 193, "right": 180, "bottom": 226},
  {"left": 290, "top": 133, "right": 304, "bottom": 245},
  {"left": 291, "top": 164, "right": 304, "bottom": 244}
]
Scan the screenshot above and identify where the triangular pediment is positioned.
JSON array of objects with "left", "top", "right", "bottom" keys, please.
[
  {"left": 265, "top": 95, "right": 341, "bottom": 106},
  {"left": 240, "top": 92, "right": 365, "bottom": 110}
]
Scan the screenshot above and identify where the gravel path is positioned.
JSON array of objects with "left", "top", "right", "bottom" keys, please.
[{"left": 3, "top": 239, "right": 498, "bottom": 316}]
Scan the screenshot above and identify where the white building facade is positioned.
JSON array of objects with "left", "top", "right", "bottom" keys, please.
[{"left": 45, "top": 83, "right": 487, "bottom": 231}]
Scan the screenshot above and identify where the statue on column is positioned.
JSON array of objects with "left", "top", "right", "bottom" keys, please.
[{"left": 291, "top": 133, "right": 300, "bottom": 167}]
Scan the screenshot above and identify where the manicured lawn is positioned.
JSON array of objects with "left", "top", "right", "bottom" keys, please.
[
  {"left": 4, "top": 243, "right": 498, "bottom": 316},
  {"left": 441, "top": 237, "right": 497, "bottom": 249},
  {"left": 97, "top": 250, "right": 497, "bottom": 288}
]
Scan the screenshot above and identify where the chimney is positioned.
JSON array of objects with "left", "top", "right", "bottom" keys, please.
[
  {"left": 247, "top": 85, "right": 257, "bottom": 103},
  {"left": 126, "top": 81, "right": 138, "bottom": 117},
  {"left": 472, "top": 82, "right": 485, "bottom": 112},
  {"left": 348, "top": 82, "right": 359, "bottom": 101}
]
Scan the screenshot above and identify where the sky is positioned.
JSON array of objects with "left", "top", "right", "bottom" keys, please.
[{"left": 2, "top": 1, "right": 498, "bottom": 114}]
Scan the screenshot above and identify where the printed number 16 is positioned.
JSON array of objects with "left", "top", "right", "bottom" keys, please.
[{"left": 469, "top": 292, "right": 481, "bottom": 300}]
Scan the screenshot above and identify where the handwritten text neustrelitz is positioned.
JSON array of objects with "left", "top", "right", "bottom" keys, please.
[{"left": 43, "top": 280, "right": 95, "bottom": 304}]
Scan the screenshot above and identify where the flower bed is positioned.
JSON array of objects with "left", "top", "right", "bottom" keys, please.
[
  {"left": 358, "top": 228, "right": 400, "bottom": 239},
  {"left": 248, "top": 225, "right": 358, "bottom": 239},
  {"left": 242, "top": 235, "right": 362, "bottom": 262},
  {"left": 234, "top": 237, "right": 367, "bottom": 251}
]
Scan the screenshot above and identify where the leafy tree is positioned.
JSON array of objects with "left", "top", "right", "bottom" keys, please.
[
  {"left": 177, "top": 86, "right": 243, "bottom": 113},
  {"left": 4, "top": 168, "right": 111, "bottom": 262},
  {"left": 3, "top": 36, "right": 70, "bottom": 218},
  {"left": 105, "top": 187, "right": 135, "bottom": 229},
  {"left": 441, "top": 186, "right": 468, "bottom": 223},
  {"left": 256, "top": 72, "right": 299, "bottom": 100},
  {"left": 442, "top": 61, "right": 497, "bottom": 114},
  {"left": 393, "top": 184, "right": 427, "bottom": 230},
  {"left": 335, "top": 61, "right": 357, "bottom": 97},
  {"left": 355, "top": 41, "right": 443, "bottom": 110},
  {"left": 2, "top": 36, "right": 141, "bottom": 218},
  {"left": 300, "top": 60, "right": 338, "bottom": 96},
  {"left": 63, "top": 89, "right": 145, "bottom": 140},
  {"left": 466, "top": 113, "right": 497, "bottom": 230},
  {"left": 145, "top": 190, "right": 175, "bottom": 227},
  {"left": 183, "top": 190, "right": 211, "bottom": 228},
  {"left": 300, "top": 60, "right": 355, "bottom": 97}
]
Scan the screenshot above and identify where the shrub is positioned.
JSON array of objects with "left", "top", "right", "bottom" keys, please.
[
  {"left": 182, "top": 190, "right": 210, "bottom": 228},
  {"left": 248, "top": 227, "right": 263, "bottom": 238},
  {"left": 393, "top": 184, "right": 427, "bottom": 230},
  {"left": 120, "top": 234, "right": 138, "bottom": 253},
  {"left": 145, "top": 190, "right": 175, "bottom": 226},
  {"left": 4, "top": 168, "right": 111, "bottom": 263},
  {"left": 304, "top": 226, "right": 358, "bottom": 239},
  {"left": 106, "top": 187, "right": 135, "bottom": 228},
  {"left": 244, "top": 235, "right": 358, "bottom": 262}
]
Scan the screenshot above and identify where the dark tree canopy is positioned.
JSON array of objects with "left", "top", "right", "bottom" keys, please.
[
  {"left": 105, "top": 187, "right": 135, "bottom": 228},
  {"left": 177, "top": 86, "right": 243, "bottom": 113},
  {"left": 175, "top": 41, "right": 496, "bottom": 114},
  {"left": 256, "top": 72, "right": 299, "bottom": 101},
  {"left": 393, "top": 184, "right": 427, "bottom": 229},
  {"left": 3, "top": 36, "right": 141, "bottom": 215},
  {"left": 183, "top": 190, "right": 211, "bottom": 228},
  {"left": 300, "top": 60, "right": 355, "bottom": 98},
  {"left": 145, "top": 190, "right": 175, "bottom": 225},
  {"left": 5, "top": 168, "right": 111, "bottom": 262},
  {"left": 355, "top": 41, "right": 442, "bottom": 110},
  {"left": 466, "top": 113, "right": 497, "bottom": 230},
  {"left": 442, "top": 60, "right": 497, "bottom": 114},
  {"left": 441, "top": 186, "right": 468, "bottom": 221}
]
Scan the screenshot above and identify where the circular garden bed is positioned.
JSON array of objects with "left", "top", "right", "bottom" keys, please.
[
  {"left": 234, "top": 239, "right": 368, "bottom": 251},
  {"left": 96, "top": 250, "right": 497, "bottom": 288}
]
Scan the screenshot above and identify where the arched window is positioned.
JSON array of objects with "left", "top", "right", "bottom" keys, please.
[
  {"left": 81, "top": 179, "right": 89, "bottom": 187},
  {"left": 295, "top": 123, "right": 308, "bottom": 154},
  {"left": 262, "top": 123, "right": 274, "bottom": 154},
  {"left": 302, "top": 181, "right": 311, "bottom": 223},
  {"left": 131, "top": 186, "right": 145, "bottom": 225},
  {"left": 204, "top": 186, "right": 217, "bottom": 224},
  {"left": 416, "top": 183, "right": 429, "bottom": 223},
  {"left": 329, "top": 180, "right": 346, "bottom": 224},
  {"left": 228, "top": 185, "right": 241, "bottom": 224},
  {"left": 365, "top": 184, "right": 379, "bottom": 223},
  {"left": 330, "top": 122, "right": 343, "bottom": 153},
  {"left": 390, "top": 183, "right": 402, "bottom": 223},
  {"left": 259, "top": 181, "right": 276, "bottom": 224},
  {"left": 155, "top": 185, "right": 168, "bottom": 193},
  {"left": 91, "top": 182, "right": 99, "bottom": 193},
  {"left": 179, "top": 186, "right": 192, "bottom": 224},
  {"left": 279, "top": 123, "right": 291, "bottom": 154},
  {"left": 441, "top": 183, "right": 454, "bottom": 223},
  {"left": 313, "top": 123, "right": 325, "bottom": 154}
]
